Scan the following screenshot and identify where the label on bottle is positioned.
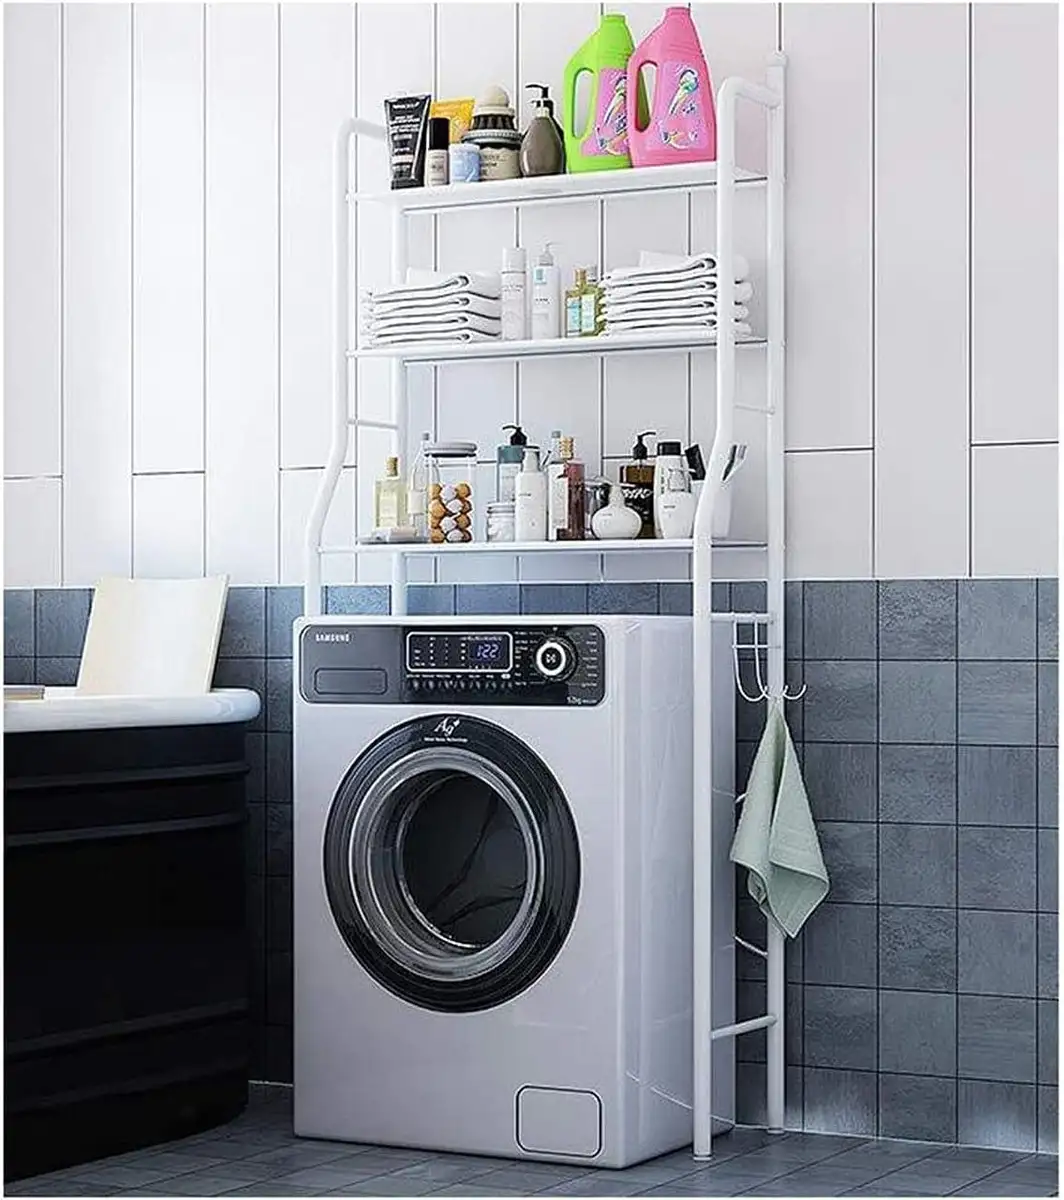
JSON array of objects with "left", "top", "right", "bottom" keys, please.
[
  {"left": 425, "top": 150, "right": 449, "bottom": 186},
  {"left": 501, "top": 272, "right": 527, "bottom": 341},
  {"left": 582, "top": 67, "right": 630, "bottom": 159},
  {"left": 654, "top": 60, "right": 711, "bottom": 153},
  {"left": 565, "top": 297, "right": 582, "bottom": 338},
  {"left": 377, "top": 486, "right": 402, "bottom": 530},
  {"left": 580, "top": 291, "right": 598, "bottom": 335},
  {"left": 548, "top": 468, "right": 569, "bottom": 539}
]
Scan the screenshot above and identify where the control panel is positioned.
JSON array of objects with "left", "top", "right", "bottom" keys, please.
[{"left": 299, "top": 624, "right": 605, "bottom": 707}]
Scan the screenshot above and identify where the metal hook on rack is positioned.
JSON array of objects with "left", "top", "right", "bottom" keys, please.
[{"left": 732, "top": 619, "right": 807, "bottom": 704}]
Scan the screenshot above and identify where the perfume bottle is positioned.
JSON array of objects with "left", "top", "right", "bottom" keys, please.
[{"left": 374, "top": 455, "right": 407, "bottom": 530}]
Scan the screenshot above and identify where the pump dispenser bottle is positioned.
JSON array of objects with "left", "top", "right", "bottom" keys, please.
[
  {"left": 620, "top": 430, "right": 656, "bottom": 539},
  {"left": 496, "top": 424, "right": 528, "bottom": 502},
  {"left": 521, "top": 84, "right": 566, "bottom": 176},
  {"left": 514, "top": 447, "right": 547, "bottom": 541}
]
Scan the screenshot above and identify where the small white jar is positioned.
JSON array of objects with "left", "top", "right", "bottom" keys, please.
[{"left": 486, "top": 501, "right": 516, "bottom": 543}]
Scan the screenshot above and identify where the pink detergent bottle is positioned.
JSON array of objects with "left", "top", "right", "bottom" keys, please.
[{"left": 626, "top": 7, "right": 717, "bottom": 168}]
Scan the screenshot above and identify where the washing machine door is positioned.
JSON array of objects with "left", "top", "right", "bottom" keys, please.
[{"left": 323, "top": 714, "right": 580, "bottom": 1013}]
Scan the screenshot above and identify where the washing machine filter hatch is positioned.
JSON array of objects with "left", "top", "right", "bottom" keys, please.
[{"left": 324, "top": 715, "right": 580, "bottom": 1013}]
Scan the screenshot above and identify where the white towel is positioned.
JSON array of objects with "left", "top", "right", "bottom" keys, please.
[
  {"left": 604, "top": 250, "right": 751, "bottom": 287},
  {"left": 369, "top": 269, "right": 501, "bottom": 304},
  {"left": 367, "top": 311, "right": 502, "bottom": 343},
  {"left": 604, "top": 316, "right": 754, "bottom": 337},
  {"left": 367, "top": 293, "right": 502, "bottom": 322},
  {"left": 604, "top": 297, "right": 750, "bottom": 320},
  {"left": 604, "top": 278, "right": 754, "bottom": 306},
  {"left": 368, "top": 327, "right": 501, "bottom": 347}
]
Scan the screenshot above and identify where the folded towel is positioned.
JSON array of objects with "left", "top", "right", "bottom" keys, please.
[
  {"left": 729, "top": 702, "right": 829, "bottom": 937},
  {"left": 369, "top": 270, "right": 501, "bottom": 304},
  {"left": 367, "top": 311, "right": 501, "bottom": 340},
  {"left": 604, "top": 250, "right": 751, "bottom": 287},
  {"left": 604, "top": 297, "right": 750, "bottom": 320},
  {"left": 368, "top": 327, "right": 501, "bottom": 346},
  {"left": 367, "top": 293, "right": 502, "bottom": 322},
  {"left": 604, "top": 278, "right": 754, "bottom": 306},
  {"left": 604, "top": 317, "right": 754, "bottom": 338}
]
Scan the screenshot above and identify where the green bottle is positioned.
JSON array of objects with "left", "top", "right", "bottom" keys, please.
[{"left": 562, "top": 13, "right": 647, "bottom": 173}]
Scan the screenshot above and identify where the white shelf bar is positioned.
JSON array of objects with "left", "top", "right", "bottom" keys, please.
[
  {"left": 318, "top": 537, "right": 767, "bottom": 557},
  {"left": 349, "top": 333, "right": 767, "bottom": 365},
  {"left": 692, "top": 56, "right": 787, "bottom": 1161},
  {"left": 351, "top": 159, "right": 766, "bottom": 214}
]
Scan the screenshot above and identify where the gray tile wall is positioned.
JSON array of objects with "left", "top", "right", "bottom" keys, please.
[{"left": 4, "top": 579, "right": 1058, "bottom": 1153}]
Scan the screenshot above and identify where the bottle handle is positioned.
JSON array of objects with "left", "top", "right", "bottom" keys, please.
[
  {"left": 563, "top": 60, "right": 595, "bottom": 142},
  {"left": 626, "top": 53, "right": 655, "bottom": 135}
]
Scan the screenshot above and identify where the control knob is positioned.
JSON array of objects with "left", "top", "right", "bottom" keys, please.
[{"left": 534, "top": 637, "right": 576, "bottom": 680}]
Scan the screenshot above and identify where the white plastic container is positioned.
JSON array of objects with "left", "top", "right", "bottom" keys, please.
[
  {"left": 514, "top": 447, "right": 547, "bottom": 541},
  {"left": 530, "top": 243, "right": 561, "bottom": 340},
  {"left": 501, "top": 246, "right": 528, "bottom": 341}
]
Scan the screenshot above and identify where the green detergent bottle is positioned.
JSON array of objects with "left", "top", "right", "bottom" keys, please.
[{"left": 562, "top": 13, "right": 647, "bottom": 173}]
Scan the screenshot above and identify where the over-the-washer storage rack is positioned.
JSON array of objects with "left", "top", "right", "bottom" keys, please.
[{"left": 305, "top": 54, "right": 788, "bottom": 1159}]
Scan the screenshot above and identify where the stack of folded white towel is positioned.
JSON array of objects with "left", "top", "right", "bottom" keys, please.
[
  {"left": 362, "top": 270, "right": 502, "bottom": 346},
  {"left": 602, "top": 251, "right": 754, "bottom": 339}
]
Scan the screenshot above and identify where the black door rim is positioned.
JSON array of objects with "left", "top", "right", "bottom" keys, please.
[{"left": 323, "top": 714, "right": 581, "bottom": 1013}]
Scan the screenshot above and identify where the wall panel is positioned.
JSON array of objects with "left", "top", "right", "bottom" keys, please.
[
  {"left": 133, "top": 4, "right": 204, "bottom": 475},
  {"left": 971, "top": 3, "right": 1058, "bottom": 446},
  {"left": 782, "top": 2, "right": 872, "bottom": 453},
  {"left": 5, "top": 479, "right": 61, "bottom": 587},
  {"left": 205, "top": 3, "right": 279, "bottom": 584},
  {"left": 279, "top": 3, "right": 355, "bottom": 471},
  {"left": 132, "top": 472, "right": 204, "bottom": 578},
  {"left": 63, "top": 3, "right": 133, "bottom": 585},
  {"left": 4, "top": 3, "right": 62, "bottom": 480},
  {"left": 972, "top": 445, "right": 1058, "bottom": 578},
  {"left": 874, "top": 3, "right": 969, "bottom": 579},
  {"left": 786, "top": 449, "right": 873, "bottom": 578}
]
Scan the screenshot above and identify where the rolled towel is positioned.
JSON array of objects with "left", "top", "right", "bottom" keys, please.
[
  {"left": 369, "top": 269, "right": 501, "bottom": 304},
  {"left": 604, "top": 297, "right": 750, "bottom": 320}
]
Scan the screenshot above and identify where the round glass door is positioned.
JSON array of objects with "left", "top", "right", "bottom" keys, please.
[{"left": 324, "top": 715, "right": 580, "bottom": 1012}]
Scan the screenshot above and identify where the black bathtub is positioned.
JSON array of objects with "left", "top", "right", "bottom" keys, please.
[{"left": 4, "top": 688, "right": 260, "bottom": 1181}]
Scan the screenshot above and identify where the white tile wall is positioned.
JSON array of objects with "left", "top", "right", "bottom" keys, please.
[{"left": 4, "top": 2, "right": 1058, "bottom": 587}]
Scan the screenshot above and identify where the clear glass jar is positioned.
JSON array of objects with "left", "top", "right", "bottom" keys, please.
[
  {"left": 486, "top": 501, "right": 515, "bottom": 543},
  {"left": 424, "top": 441, "right": 477, "bottom": 544}
]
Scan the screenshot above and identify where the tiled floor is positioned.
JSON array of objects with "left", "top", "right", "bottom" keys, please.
[{"left": 7, "top": 1087, "right": 1059, "bottom": 1198}]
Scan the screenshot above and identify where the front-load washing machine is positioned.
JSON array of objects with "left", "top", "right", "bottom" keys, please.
[{"left": 293, "top": 614, "right": 736, "bottom": 1167}]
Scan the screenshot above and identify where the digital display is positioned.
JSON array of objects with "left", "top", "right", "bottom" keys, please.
[{"left": 406, "top": 631, "right": 512, "bottom": 673}]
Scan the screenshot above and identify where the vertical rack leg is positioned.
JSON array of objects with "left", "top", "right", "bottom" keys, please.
[
  {"left": 389, "top": 207, "right": 409, "bottom": 617},
  {"left": 764, "top": 51, "right": 788, "bottom": 1136},
  {"left": 391, "top": 552, "right": 409, "bottom": 617}
]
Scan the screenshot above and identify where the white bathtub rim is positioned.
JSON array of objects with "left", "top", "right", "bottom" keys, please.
[{"left": 3, "top": 687, "right": 261, "bottom": 734}]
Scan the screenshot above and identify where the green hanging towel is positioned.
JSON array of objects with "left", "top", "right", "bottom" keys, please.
[{"left": 729, "top": 701, "right": 829, "bottom": 937}]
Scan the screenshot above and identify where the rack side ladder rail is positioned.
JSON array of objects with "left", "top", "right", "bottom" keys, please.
[{"left": 692, "top": 53, "right": 786, "bottom": 1159}]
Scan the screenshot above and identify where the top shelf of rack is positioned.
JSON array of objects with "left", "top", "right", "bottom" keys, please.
[{"left": 349, "top": 161, "right": 765, "bottom": 214}]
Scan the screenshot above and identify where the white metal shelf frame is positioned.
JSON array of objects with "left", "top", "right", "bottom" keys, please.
[{"left": 304, "top": 53, "right": 788, "bottom": 1158}]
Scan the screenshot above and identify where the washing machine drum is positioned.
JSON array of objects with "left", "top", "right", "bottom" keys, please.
[{"left": 323, "top": 714, "right": 581, "bottom": 1013}]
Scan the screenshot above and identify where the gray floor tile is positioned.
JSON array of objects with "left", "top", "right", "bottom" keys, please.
[
  {"left": 843, "top": 1187, "right": 953, "bottom": 1197},
  {"left": 425, "top": 1187, "right": 532, "bottom": 1197},
  {"left": 384, "top": 1159, "right": 500, "bottom": 1185},
  {"left": 78, "top": 1163, "right": 199, "bottom": 1187},
  {"left": 268, "top": 1163, "right": 396, "bottom": 1188},
  {"left": 220, "top": 1185, "right": 325, "bottom": 1196},
  {"left": 465, "top": 1165, "right": 589, "bottom": 1190},
  {"left": 246, "top": 1144, "right": 357, "bottom": 1169},
  {"left": 535, "top": 1177, "right": 649, "bottom": 1195},
  {"left": 319, "top": 1182, "right": 441, "bottom": 1197}
]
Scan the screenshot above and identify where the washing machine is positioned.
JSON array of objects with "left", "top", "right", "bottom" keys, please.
[{"left": 293, "top": 614, "right": 736, "bottom": 1167}]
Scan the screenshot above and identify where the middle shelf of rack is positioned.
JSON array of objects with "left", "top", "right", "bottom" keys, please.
[{"left": 349, "top": 330, "right": 768, "bottom": 365}]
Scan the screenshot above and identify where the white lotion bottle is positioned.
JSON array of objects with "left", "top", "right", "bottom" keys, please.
[
  {"left": 501, "top": 246, "right": 528, "bottom": 341},
  {"left": 530, "top": 243, "right": 560, "bottom": 340},
  {"left": 514, "top": 447, "right": 547, "bottom": 541}
]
